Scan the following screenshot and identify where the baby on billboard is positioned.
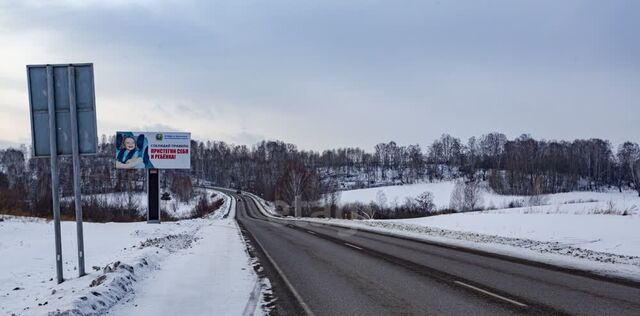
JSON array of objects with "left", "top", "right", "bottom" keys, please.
[{"left": 115, "top": 132, "right": 153, "bottom": 169}]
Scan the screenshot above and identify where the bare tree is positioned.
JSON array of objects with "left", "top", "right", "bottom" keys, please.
[
  {"left": 276, "top": 161, "right": 317, "bottom": 216},
  {"left": 617, "top": 142, "right": 640, "bottom": 196},
  {"left": 463, "top": 180, "right": 484, "bottom": 211},
  {"left": 376, "top": 190, "right": 387, "bottom": 207},
  {"left": 415, "top": 191, "right": 436, "bottom": 213},
  {"left": 450, "top": 179, "right": 484, "bottom": 212},
  {"left": 322, "top": 178, "right": 342, "bottom": 218},
  {"left": 449, "top": 180, "right": 465, "bottom": 211}
]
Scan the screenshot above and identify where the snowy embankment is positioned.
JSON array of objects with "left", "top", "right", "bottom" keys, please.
[
  {"left": 0, "top": 191, "right": 269, "bottom": 316},
  {"left": 253, "top": 184, "right": 640, "bottom": 281}
]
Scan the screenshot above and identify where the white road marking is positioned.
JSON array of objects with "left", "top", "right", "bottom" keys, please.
[
  {"left": 344, "top": 243, "right": 363, "bottom": 250},
  {"left": 454, "top": 281, "right": 528, "bottom": 308},
  {"left": 307, "top": 230, "right": 316, "bottom": 235},
  {"left": 245, "top": 216, "right": 315, "bottom": 316}
]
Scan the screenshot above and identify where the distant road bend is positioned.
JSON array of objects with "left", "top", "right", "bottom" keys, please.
[{"left": 219, "top": 189, "right": 640, "bottom": 316}]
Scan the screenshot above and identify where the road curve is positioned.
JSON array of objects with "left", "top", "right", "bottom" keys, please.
[{"left": 226, "top": 190, "right": 640, "bottom": 316}]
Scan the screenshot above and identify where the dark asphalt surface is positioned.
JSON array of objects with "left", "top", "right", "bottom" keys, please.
[{"left": 227, "top": 191, "right": 640, "bottom": 316}]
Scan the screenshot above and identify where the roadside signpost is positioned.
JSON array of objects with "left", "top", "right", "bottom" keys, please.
[
  {"left": 114, "top": 131, "right": 191, "bottom": 223},
  {"left": 27, "top": 64, "right": 98, "bottom": 283}
]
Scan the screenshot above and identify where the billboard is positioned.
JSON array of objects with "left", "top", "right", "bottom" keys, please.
[{"left": 116, "top": 132, "right": 191, "bottom": 169}]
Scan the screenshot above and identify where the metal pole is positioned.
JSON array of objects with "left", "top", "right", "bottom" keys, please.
[
  {"left": 295, "top": 194, "right": 301, "bottom": 217},
  {"left": 157, "top": 169, "right": 161, "bottom": 223},
  {"left": 47, "top": 65, "right": 64, "bottom": 284},
  {"left": 68, "top": 66, "right": 86, "bottom": 277}
]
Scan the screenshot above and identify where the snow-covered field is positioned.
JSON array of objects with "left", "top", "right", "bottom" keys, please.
[
  {"left": 339, "top": 181, "right": 640, "bottom": 215},
  {"left": 340, "top": 181, "right": 459, "bottom": 208},
  {"left": 0, "top": 191, "right": 269, "bottom": 316}
]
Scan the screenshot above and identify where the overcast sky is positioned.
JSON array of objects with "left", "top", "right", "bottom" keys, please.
[{"left": 0, "top": 0, "right": 638, "bottom": 151}]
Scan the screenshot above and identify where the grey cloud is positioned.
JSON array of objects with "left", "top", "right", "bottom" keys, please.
[{"left": 0, "top": 0, "right": 638, "bottom": 150}]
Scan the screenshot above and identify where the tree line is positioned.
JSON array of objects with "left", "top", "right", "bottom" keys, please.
[
  {"left": 189, "top": 133, "right": 640, "bottom": 199},
  {"left": 1, "top": 132, "right": 639, "bottom": 218}
]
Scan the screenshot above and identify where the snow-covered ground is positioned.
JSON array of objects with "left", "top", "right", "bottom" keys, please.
[
  {"left": 340, "top": 181, "right": 459, "bottom": 208},
  {"left": 391, "top": 210, "right": 640, "bottom": 256},
  {"left": 0, "top": 191, "right": 269, "bottom": 316},
  {"left": 339, "top": 181, "right": 640, "bottom": 214}
]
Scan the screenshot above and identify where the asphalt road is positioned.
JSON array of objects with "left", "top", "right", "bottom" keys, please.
[{"left": 229, "top": 192, "right": 640, "bottom": 316}]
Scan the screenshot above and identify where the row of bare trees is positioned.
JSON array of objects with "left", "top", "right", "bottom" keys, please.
[
  {"left": 1, "top": 132, "right": 639, "bottom": 218},
  {"left": 187, "top": 134, "right": 640, "bottom": 198}
]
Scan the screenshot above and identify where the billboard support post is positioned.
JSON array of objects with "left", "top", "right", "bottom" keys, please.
[
  {"left": 147, "top": 169, "right": 160, "bottom": 223},
  {"left": 46, "top": 65, "right": 64, "bottom": 284},
  {"left": 68, "top": 66, "right": 86, "bottom": 277}
]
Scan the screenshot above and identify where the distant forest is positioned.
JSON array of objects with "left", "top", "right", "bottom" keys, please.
[{"left": 1, "top": 132, "right": 639, "bottom": 217}]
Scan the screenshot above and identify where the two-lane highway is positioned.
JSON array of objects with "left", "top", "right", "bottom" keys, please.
[{"left": 231, "top": 192, "right": 640, "bottom": 315}]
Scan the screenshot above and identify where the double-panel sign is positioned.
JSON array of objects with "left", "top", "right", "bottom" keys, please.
[
  {"left": 115, "top": 131, "right": 191, "bottom": 169},
  {"left": 27, "top": 64, "right": 98, "bottom": 157}
]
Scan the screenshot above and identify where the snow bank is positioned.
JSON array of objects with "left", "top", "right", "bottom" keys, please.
[
  {"left": 0, "top": 190, "right": 268, "bottom": 316},
  {"left": 0, "top": 216, "right": 201, "bottom": 315},
  {"left": 392, "top": 211, "right": 640, "bottom": 257}
]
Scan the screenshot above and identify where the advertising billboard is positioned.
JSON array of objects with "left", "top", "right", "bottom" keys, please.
[{"left": 115, "top": 132, "right": 191, "bottom": 169}]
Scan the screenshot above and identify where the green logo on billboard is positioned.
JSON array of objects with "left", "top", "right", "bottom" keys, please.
[{"left": 155, "top": 133, "right": 164, "bottom": 141}]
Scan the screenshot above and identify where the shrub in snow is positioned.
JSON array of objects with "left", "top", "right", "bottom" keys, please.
[
  {"left": 508, "top": 199, "right": 525, "bottom": 208},
  {"left": 415, "top": 191, "right": 436, "bottom": 213}
]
